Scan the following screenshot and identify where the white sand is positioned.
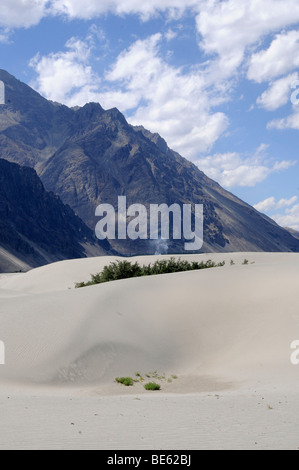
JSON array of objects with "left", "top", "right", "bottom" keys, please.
[{"left": 0, "top": 252, "right": 299, "bottom": 450}]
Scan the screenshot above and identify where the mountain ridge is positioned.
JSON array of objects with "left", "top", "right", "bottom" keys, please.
[
  {"left": 0, "top": 69, "right": 298, "bottom": 255},
  {"left": 0, "top": 158, "right": 108, "bottom": 272}
]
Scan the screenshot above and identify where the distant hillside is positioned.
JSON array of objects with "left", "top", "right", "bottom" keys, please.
[
  {"left": 0, "top": 69, "right": 299, "bottom": 255},
  {"left": 0, "top": 159, "right": 108, "bottom": 272},
  {"left": 285, "top": 228, "right": 299, "bottom": 240}
]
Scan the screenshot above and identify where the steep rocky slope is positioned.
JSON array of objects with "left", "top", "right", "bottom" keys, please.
[
  {"left": 0, "top": 159, "right": 107, "bottom": 272},
  {"left": 0, "top": 69, "right": 298, "bottom": 255}
]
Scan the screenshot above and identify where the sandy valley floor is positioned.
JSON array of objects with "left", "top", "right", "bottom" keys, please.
[{"left": 0, "top": 252, "right": 299, "bottom": 450}]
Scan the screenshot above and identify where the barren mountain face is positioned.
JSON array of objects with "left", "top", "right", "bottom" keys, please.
[
  {"left": 1, "top": 69, "right": 299, "bottom": 255},
  {"left": 0, "top": 158, "right": 109, "bottom": 272}
]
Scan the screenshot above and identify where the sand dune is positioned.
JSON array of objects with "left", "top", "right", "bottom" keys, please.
[
  {"left": 0, "top": 245, "right": 32, "bottom": 273},
  {"left": 0, "top": 252, "right": 299, "bottom": 449}
]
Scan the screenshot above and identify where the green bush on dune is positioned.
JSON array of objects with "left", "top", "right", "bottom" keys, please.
[
  {"left": 144, "top": 382, "right": 161, "bottom": 391},
  {"left": 75, "top": 258, "right": 225, "bottom": 288},
  {"left": 115, "top": 377, "right": 134, "bottom": 387}
]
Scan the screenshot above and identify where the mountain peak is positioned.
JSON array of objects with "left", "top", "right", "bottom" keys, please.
[
  {"left": 0, "top": 69, "right": 50, "bottom": 110},
  {"left": 0, "top": 70, "right": 298, "bottom": 255}
]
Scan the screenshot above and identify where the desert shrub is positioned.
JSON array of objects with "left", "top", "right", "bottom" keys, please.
[
  {"left": 75, "top": 281, "right": 87, "bottom": 288},
  {"left": 76, "top": 257, "right": 225, "bottom": 288},
  {"left": 242, "top": 259, "right": 249, "bottom": 265},
  {"left": 115, "top": 377, "right": 134, "bottom": 387},
  {"left": 144, "top": 382, "right": 161, "bottom": 391},
  {"left": 217, "top": 261, "right": 226, "bottom": 267},
  {"left": 98, "top": 261, "right": 143, "bottom": 283}
]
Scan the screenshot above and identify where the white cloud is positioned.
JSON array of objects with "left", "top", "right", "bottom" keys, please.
[
  {"left": 256, "top": 73, "right": 298, "bottom": 111},
  {"left": 196, "top": 0, "right": 299, "bottom": 79},
  {"left": 254, "top": 196, "right": 298, "bottom": 212},
  {"left": 0, "top": 0, "right": 198, "bottom": 41},
  {"left": 0, "top": 28, "right": 10, "bottom": 43},
  {"left": 29, "top": 34, "right": 103, "bottom": 105},
  {"left": 106, "top": 34, "right": 230, "bottom": 156},
  {"left": 0, "top": 0, "right": 49, "bottom": 28},
  {"left": 254, "top": 196, "right": 299, "bottom": 231},
  {"left": 30, "top": 32, "right": 230, "bottom": 158},
  {"left": 268, "top": 111, "right": 299, "bottom": 130},
  {"left": 276, "top": 196, "right": 298, "bottom": 209},
  {"left": 272, "top": 204, "right": 299, "bottom": 231},
  {"left": 248, "top": 30, "right": 299, "bottom": 83},
  {"left": 106, "top": 34, "right": 228, "bottom": 155},
  {"left": 254, "top": 197, "right": 276, "bottom": 213},
  {"left": 196, "top": 146, "right": 296, "bottom": 188},
  {"left": 50, "top": 0, "right": 199, "bottom": 21},
  {"left": 165, "top": 29, "right": 178, "bottom": 42}
]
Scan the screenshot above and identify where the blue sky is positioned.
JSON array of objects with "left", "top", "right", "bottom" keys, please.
[{"left": 1, "top": 0, "right": 299, "bottom": 230}]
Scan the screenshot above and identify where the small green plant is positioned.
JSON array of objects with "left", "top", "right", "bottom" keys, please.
[
  {"left": 115, "top": 377, "right": 134, "bottom": 387},
  {"left": 242, "top": 259, "right": 249, "bottom": 265},
  {"left": 135, "top": 372, "right": 145, "bottom": 382},
  {"left": 115, "top": 371, "right": 178, "bottom": 390},
  {"left": 217, "top": 261, "right": 226, "bottom": 267},
  {"left": 230, "top": 260, "right": 235, "bottom": 266},
  {"left": 144, "top": 382, "right": 161, "bottom": 391}
]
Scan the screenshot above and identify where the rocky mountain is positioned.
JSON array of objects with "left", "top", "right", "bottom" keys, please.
[
  {"left": 285, "top": 228, "right": 299, "bottom": 240},
  {"left": 0, "top": 158, "right": 107, "bottom": 272},
  {"left": 0, "top": 69, "right": 299, "bottom": 255}
]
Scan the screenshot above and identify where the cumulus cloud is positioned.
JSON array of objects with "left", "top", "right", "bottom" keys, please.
[
  {"left": 0, "top": 0, "right": 49, "bottom": 29},
  {"left": 196, "top": 0, "right": 299, "bottom": 79},
  {"left": 276, "top": 196, "right": 299, "bottom": 209},
  {"left": 254, "top": 196, "right": 299, "bottom": 231},
  {"left": 254, "top": 196, "right": 298, "bottom": 213},
  {"left": 0, "top": 0, "right": 198, "bottom": 41},
  {"left": 196, "top": 146, "right": 296, "bottom": 188},
  {"left": 29, "top": 36, "right": 101, "bottom": 105},
  {"left": 30, "top": 32, "right": 229, "bottom": 158},
  {"left": 254, "top": 197, "right": 276, "bottom": 213},
  {"left": 268, "top": 111, "right": 299, "bottom": 130},
  {"left": 256, "top": 73, "right": 298, "bottom": 111},
  {"left": 50, "top": 0, "right": 199, "bottom": 21},
  {"left": 104, "top": 33, "right": 229, "bottom": 156},
  {"left": 248, "top": 30, "right": 299, "bottom": 83},
  {"left": 272, "top": 204, "right": 299, "bottom": 231}
]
